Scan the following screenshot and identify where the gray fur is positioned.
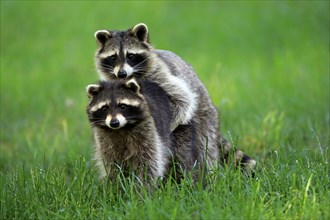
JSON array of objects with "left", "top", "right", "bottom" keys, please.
[
  {"left": 86, "top": 79, "right": 173, "bottom": 181},
  {"left": 93, "top": 23, "right": 256, "bottom": 179}
]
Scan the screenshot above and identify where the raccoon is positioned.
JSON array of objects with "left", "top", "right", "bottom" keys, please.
[
  {"left": 93, "top": 23, "right": 256, "bottom": 174},
  {"left": 94, "top": 24, "right": 197, "bottom": 131},
  {"left": 86, "top": 78, "right": 173, "bottom": 181}
]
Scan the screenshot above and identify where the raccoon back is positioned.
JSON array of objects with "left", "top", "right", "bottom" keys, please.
[{"left": 154, "top": 50, "right": 204, "bottom": 93}]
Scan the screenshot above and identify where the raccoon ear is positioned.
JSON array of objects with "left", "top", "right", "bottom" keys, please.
[
  {"left": 86, "top": 84, "right": 101, "bottom": 98},
  {"left": 132, "top": 23, "right": 149, "bottom": 42},
  {"left": 126, "top": 78, "right": 140, "bottom": 93},
  {"left": 94, "top": 30, "right": 111, "bottom": 46}
]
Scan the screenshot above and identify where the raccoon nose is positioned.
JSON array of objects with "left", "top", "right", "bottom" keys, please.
[
  {"left": 117, "top": 70, "right": 127, "bottom": 78},
  {"left": 110, "top": 119, "right": 120, "bottom": 128}
]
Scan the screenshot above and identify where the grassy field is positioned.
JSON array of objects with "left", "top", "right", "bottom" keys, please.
[{"left": 1, "top": 1, "right": 329, "bottom": 219}]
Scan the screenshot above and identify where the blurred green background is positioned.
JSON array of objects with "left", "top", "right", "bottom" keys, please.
[{"left": 1, "top": 1, "right": 329, "bottom": 169}]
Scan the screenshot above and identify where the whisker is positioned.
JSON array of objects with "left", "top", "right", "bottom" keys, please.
[
  {"left": 101, "top": 64, "right": 114, "bottom": 70},
  {"left": 101, "top": 67, "right": 115, "bottom": 73},
  {"left": 132, "top": 71, "right": 146, "bottom": 77},
  {"left": 132, "top": 56, "right": 152, "bottom": 69},
  {"left": 89, "top": 119, "right": 106, "bottom": 125},
  {"left": 101, "top": 63, "right": 114, "bottom": 68},
  {"left": 132, "top": 69, "right": 146, "bottom": 74}
]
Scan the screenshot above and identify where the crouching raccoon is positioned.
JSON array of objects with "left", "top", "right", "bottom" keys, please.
[{"left": 86, "top": 78, "right": 174, "bottom": 181}]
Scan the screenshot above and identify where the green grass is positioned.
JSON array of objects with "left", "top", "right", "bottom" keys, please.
[{"left": 1, "top": 1, "right": 329, "bottom": 219}]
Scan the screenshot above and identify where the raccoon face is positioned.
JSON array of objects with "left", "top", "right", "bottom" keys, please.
[
  {"left": 94, "top": 23, "right": 153, "bottom": 80},
  {"left": 87, "top": 78, "right": 145, "bottom": 130}
]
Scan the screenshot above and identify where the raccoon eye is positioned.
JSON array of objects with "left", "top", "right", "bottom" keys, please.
[
  {"left": 119, "top": 104, "right": 127, "bottom": 110},
  {"left": 108, "top": 55, "right": 117, "bottom": 62},
  {"left": 101, "top": 106, "right": 108, "bottom": 112},
  {"left": 127, "top": 53, "right": 135, "bottom": 60}
]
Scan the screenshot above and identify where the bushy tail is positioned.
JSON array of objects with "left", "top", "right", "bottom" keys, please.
[{"left": 219, "top": 137, "right": 256, "bottom": 176}]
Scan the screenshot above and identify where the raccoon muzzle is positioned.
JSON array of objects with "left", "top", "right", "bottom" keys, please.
[
  {"left": 117, "top": 70, "right": 127, "bottom": 78},
  {"left": 109, "top": 119, "right": 120, "bottom": 128}
]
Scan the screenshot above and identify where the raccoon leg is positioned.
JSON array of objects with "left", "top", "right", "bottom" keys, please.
[
  {"left": 172, "top": 124, "right": 199, "bottom": 173},
  {"left": 150, "top": 73, "right": 198, "bottom": 131},
  {"left": 219, "top": 137, "right": 256, "bottom": 176}
]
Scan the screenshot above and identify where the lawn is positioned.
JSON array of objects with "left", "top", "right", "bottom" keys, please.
[{"left": 1, "top": 1, "right": 329, "bottom": 219}]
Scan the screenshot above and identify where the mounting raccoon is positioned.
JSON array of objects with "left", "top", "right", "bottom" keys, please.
[{"left": 93, "top": 23, "right": 256, "bottom": 177}]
